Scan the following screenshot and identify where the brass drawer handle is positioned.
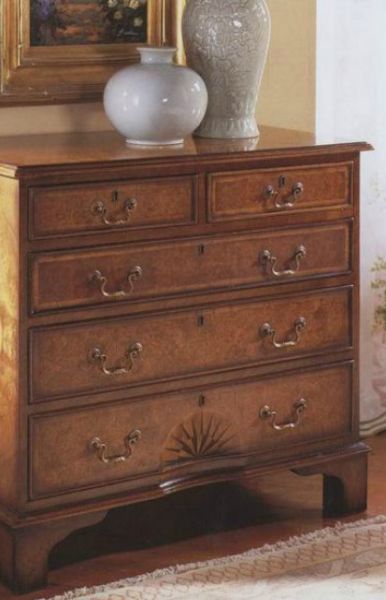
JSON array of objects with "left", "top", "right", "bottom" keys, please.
[
  {"left": 90, "top": 342, "right": 143, "bottom": 376},
  {"left": 264, "top": 182, "right": 304, "bottom": 209},
  {"left": 260, "top": 317, "right": 306, "bottom": 349},
  {"left": 276, "top": 182, "right": 304, "bottom": 209},
  {"left": 89, "top": 429, "right": 142, "bottom": 464},
  {"left": 92, "top": 195, "right": 137, "bottom": 226},
  {"left": 90, "top": 266, "right": 143, "bottom": 299},
  {"left": 264, "top": 184, "right": 279, "bottom": 200},
  {"left": 260, "top": 245, "right": 306, "bottom": 278},
  {"left": 260, "top": 399, "right": 307, "bottom": 431}
]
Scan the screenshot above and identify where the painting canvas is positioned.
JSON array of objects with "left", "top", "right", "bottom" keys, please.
[{"left": 30, "top": 0, "right": 148, "bottom": 46}]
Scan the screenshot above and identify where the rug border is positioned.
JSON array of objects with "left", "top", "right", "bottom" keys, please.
[{"left": 41, "top": 515, "right": 386, "bottom": 600}]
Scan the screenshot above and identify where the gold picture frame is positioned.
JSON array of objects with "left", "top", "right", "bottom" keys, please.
[{"left": 0, "top": 0, "right": 183, "bottom": 106}]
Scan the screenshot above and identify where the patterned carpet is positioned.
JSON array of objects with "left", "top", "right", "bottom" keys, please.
[{"left": 43, "top": 516, "right": 386, "bottom": 600}]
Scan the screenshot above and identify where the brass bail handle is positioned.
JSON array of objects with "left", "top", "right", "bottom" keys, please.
[
  {"left": 92, "top": 190, "right": 138, "bottom": 226},
  {"left": 89, "top": 429, "right": 142, "bottom": 464},
  {"left": 90, "top": 266, "right": 143, "bottom": 299},
  {"left": 260, "top": 245, "right": 306, "bottom": 278},
  {"left": 90, "top": 342, "right": 143, "bottom": 376},
  {"left": 264, "top": 181, "right": 304, "bottom": 209},
  {"left": 260, "top": 317, "right": 307, "bottom": 349},
  {"left": 259, "top": 399, "right": 308, "bottom": 431}
]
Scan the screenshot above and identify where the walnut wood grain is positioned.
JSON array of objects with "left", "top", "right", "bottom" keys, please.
[
  {"left": 30, "top": 222, "right": 351, "bottom": 314},
  {"left": 29, "top": 175, "right": 198, "bottom": 239},
  {"left": 30, "top": 287, "right": 352, "bottom": 403},
  {"left": 294, "top": 450, "right": 369, "bottom": 517},
  {"left": 209, "top": 162, "right": 352, "bottom": 222},
  {"left": 0, "top": 511, "right": 107, "bottom": 594},
  {"left": 29, "top": 363, "right": 352, "bottom": 500},
  {"left": 0, "top": 177, "right": 20, "bottom": 510},
  {"left": 0, "top": 128, "right": 370, "bottom": 593},
  {"left": 0, "top": 128, "right": 371, "bottom": 176}
]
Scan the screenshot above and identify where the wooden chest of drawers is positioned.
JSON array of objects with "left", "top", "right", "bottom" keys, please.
[{"left": 0, "top": 128, "right": 371, "bottom": 593}]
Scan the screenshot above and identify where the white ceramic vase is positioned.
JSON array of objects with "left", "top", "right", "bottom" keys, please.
[
  {"left": 104, "top": 47, "right": 208, "bottom": 146},
  {"left": 182, "top": 0, "right": 271, "bottom": 139}
]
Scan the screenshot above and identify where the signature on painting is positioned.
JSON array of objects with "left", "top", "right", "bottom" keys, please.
[{"left": 30, "top": 0, "right": 148, "bottom": 46}]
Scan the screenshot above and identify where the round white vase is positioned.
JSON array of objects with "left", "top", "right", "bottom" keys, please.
[
  {"left": 182, "top": 0, "right": 271, "bottom": 139},
  {"left": 104, "top": 47, "right": 208, "bottom": 146}
]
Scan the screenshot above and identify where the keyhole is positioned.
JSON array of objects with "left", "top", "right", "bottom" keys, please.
[
  {"left": 112, "top": 190, "right": 119, "bottom": 202},
  {"left": 278, "top": 176, "right": 286, "bottom": 188},
  {"left": 198, "top": 394, "right": 206, "bottom": 407},
  {"left": 197, "top": 314, "right": 205, "bottom": 327},
  {"left": 198, "top": 244, "right": 205, "bottom": 256}
]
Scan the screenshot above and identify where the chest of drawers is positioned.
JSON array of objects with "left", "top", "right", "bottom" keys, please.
[{"left": 0, "top": 128, "right": 371, "bottom": 593}]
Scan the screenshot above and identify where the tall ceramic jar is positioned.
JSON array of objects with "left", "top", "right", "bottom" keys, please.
[{"left": 182, "top": 0, "right": 271, "bottom": 139}]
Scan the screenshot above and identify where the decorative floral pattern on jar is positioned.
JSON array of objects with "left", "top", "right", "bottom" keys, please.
[{"left": 182, "top": 0, "right": 271, "bottom": 139}]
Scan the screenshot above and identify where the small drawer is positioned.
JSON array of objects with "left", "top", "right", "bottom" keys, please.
[
  {"left": 30, "top": 223, "right": 351, "bottom": 313},
  {"left": 30, "top": 288, "right": 352, "bottom": 403},
  {"left": 208, "top": 162, "right": 352, "bottom": 222},
  {"left": 29, "top": 175, "right": 197, "bottom": 239},
  {"left": 29, "top": 363, "right": 352, "bottom": 499}
]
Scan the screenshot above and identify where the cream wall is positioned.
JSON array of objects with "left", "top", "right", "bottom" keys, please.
[
  {"left": 316, "top": 0, "right": 386, "bottom": 435},
  {"left": 259, "top": 0, "right": 316, "bottom": 133},
  {"left": 0, "top": 0, "right": 316, "bottom": 137}
]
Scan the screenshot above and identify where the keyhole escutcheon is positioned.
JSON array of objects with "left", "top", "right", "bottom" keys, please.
[{"left": 198, "top": 394, "right": 206, "bottom": 407}]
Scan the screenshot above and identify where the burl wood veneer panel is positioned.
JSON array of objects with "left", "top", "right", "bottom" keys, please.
[
  {"left": 209, "top": 162, "right": 353, "bottom": 221},
  {"left": 30, "top": 223, "right": 351, "bottom": 313},
  {"left": 29, "top": 363, "right": 352, "bottom": 499},
  {"left": 30, "top": 288, "right": 352, "bottom": 402},
  {"left": 29, "top": 175, "right": 198, "bottom": 239}
]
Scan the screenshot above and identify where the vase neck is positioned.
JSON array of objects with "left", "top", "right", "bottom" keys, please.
[{"left": 138, "top": 47, "right": 176, "bottom": 65}]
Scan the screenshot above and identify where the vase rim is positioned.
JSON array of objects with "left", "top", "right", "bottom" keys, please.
[
  {"left": 138, "top": 46, "right": 177, "bottom": 52},
  {"left": 138, "top": 46, "right": 177, "bottom": 65}
]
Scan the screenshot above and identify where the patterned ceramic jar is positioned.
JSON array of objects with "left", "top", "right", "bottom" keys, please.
[{"left": 182, "top": 0, "right": 271, "bottom": 139}]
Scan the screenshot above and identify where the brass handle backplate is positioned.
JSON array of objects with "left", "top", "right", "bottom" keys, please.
[
  {"left": 259, "top": 399, "right": 308, "bottom": 431},
  {"left": 260, "top": 317, "right": 306, "bottom": 349},
  {"left": 90, "top": 266, "right": 143, "bottom": 299},
  {"left": 89, "top": 429, "right": 142, "bottom": 464},
  {"left": 264, "top": 182, "right": 304, "bottom": 209},
  {"left": 92, "top": 193, "right": 137, "bottom": 226},
  {"left": 90, "top": 342, "right": 143, "bottom": 376},
  {"left": 264, "top": 184, "right": 279, "bottom": 200},
  {"left": 260, "top": 245, "right": 306, "bottom": 278}
]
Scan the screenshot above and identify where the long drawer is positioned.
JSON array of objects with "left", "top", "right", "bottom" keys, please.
[
  {"left": 30, "top": 223, "right": 351, "bottom": 313},
  {"left": 30, "top": 288, "right": 352, "bottom": 403},
  {"left": 29, "top": 175, "right": 197, "bottom": 239},
  {"left": 208, "top": 162, "right": 352, "bottom": 222},
  {"left": 29, "top": 363, "right": 353, "bottom": 499}
]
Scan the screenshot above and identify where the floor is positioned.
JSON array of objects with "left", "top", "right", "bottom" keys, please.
[{"left": 1, "top": 433, "right": 385, "bottom": 600}]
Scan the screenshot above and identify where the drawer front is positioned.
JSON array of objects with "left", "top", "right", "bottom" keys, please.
[
  {"left": 209, "top": 162, "right": 352, "bottom": 222},
  {"left": 29, "top": 363, "right": 352, "bottom": 499},
  {"left": 29, "top": 176, "right": 197, "bottom": 239},
  {"left": 30, "top": 288, "right": 352, "bottom": 402},
  {"left": 30, "top": 223, "right": 351, "bottom": 313}
]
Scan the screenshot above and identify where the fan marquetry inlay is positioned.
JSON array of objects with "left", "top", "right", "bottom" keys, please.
[{"left": 162, "top": 410, "right": 238, "bottom": 464}]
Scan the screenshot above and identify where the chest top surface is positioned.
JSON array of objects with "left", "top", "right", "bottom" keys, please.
[{"left": 0, "top": 126, "right": 372, "bottom": 176}]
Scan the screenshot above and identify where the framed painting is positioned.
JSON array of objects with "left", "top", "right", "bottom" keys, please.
[{"left": 0, "top": 0, "right": 182, "bottom": 105}]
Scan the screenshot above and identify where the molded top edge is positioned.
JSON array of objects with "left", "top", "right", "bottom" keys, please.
[{"left": 0, "top": 126, "right": 373, "bottom": 175}]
